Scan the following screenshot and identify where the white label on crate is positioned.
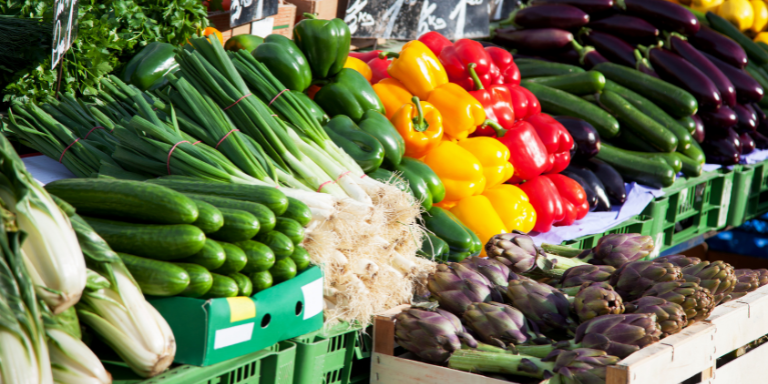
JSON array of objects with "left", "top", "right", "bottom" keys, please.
[
  {"left": 301, "top": 278, "right": 324, "bottom": 320},
  {"left": 679, "top": 188, "right": 689, "bottom": 212},
  {"left": 251, "top": 17, "right": 275, "bottom": 38},
  {"left": 718, "top": 178, "right": 733, "bottom": 227},
  {"left": 213, "top": 322, "right": 254, "bottom": 349}
]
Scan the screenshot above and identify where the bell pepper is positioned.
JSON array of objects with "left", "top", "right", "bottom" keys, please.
[
  {"left": 506, "top": 85, "right": 530, "bottom": 122},
  {"left": 386, "top": 40, "right": 449, "bottom": 100},
  {"left": 717, "top": 0, "right": 754, "bottom": 32},
  {"left": 518, "top": 176, "right": 565, "bottom": 233},
  {"left": 358, "top": 110, "right": 405, "bottom": 167},
  {"left": 367, "top": 56, "right": 392, "bottom": 84},
  {"left": 457, "top": 137, "right": 514, "bottom": 189},
  {"left": 544, "top": 174, "right": 588, "bottom": 226},
  {"left": 349, "top": 50, "right": 383, "bottom": 62},
  {"left": 418, "top": 233, "right": 451, "bottom": 261},
  {"left": 422, "top": 206, "right": 476, "bottom": 261},
  {"left": 493, "top": 120, "right": 550, "bottom": 182},
  {"left": 426, "top": 83, "right": 486, "bottom": 140},
  {"left": 752, "top": 0, "right": 768, "bottom": 34},
  {"left": 293, "top": 13, "right": 351, "bottom": 79},
  {"left": 391, "top": 97, "right": 444, "bottom": 158},
  {"left": 344, "top": 56, "right": 373, "bottom": 82},
  {"left": 203, "top": 27, "right": 224, "bottom": 45},
  {"left": 292, "top": 91, "right": 329, "bottom": 126},
  {"left": 373, "top": 78, "right": 413, "bottom": 119},
  {"left": 450, "top": 196, "right": 508, "bottom": 257},
  {"left": 223, "top": 34, "right": 264, "bottom": 53},
  {"left": 439, "top": 39, "right": 495, "bottom": 91},
  {"left": 314, "top": 68, "right": 385, "bottom": 123},
  {"left": 526, "top": 113, "right": 574, "bottom": 175},
  {"left": 252, "top": 34, "right": 312, "bottom": 92},
  {"left": 482, "top": 184, "right": 537, "bottom": 233},
  {"left": 418, "top": 31, "right": 454, "bottom": 57},
  {"left": 467, "top": 64, "right": 516, "bottom": 135},
  {"left": 423, "top": 141, "right": 485, "bottom": 202},
  {"left": 323, "top": 115, "right": 385, "bottom": 173},
  {"left": 121, "top": 42, "right": 180, "bottom": 91},
  {"left": 521, "top": 86, "right": 541, "bottom": 116},
  {"left": 392, "top": 157, "right": 445, "bottom": 210},
  {"left": 486, "top": 46, "right": 521, "bottom": 86}
]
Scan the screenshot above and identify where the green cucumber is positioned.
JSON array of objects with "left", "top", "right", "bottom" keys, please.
[
  {"left": 147, "top": 176, "right": 288, "bottom": 215},
  {"left": 249, "top": 271, "right": 273, "bottom": 293},
  {"left": 189, "top": 199, "right": 224, "bottom": 234},
  {"left": 516, "top": 60, "right": 585, "bottom": 78},
  {"left": 274, "top": 218, "right": 304, "bottom": 245},
  {"left": 676, "top": 116, "right": 697, "bottom": 134},
  {"left": 46, "top": 178, "right": 199, "bottom": 224},
  {"left": 270, "top": 258, "right": 297, "bottom": 283},
  {"left": 84, "top": 217, "right": 206, "bottom": 260},
  {"left": 593, "top": 63, "right": 698, "bottom": 118},
  {"left": 228, "top": 273, "right": 253, "bottom": 297},
  {"left": 184, "top": 194, "right": 276, "bottom": 232},
  {"left": 290, "top": 246, "right": 311, "bottom": 272},
  {"left": 235, "top": 240, "right": 276, "bottom": 273},
  {"left": 595, "top": 145, "right": 676, "bottom": 188},
  {"left": 627, "top": 151, "right": 683, "bottom": 174},
  {"left": 173, "top": 263, "right": 213, "bottom": 298},
  {"left": 178, "top": 239, "right": 226, "bottom": 270},
  {"left": 422, "top": 206, "right": 474, "bottom": 254},
  {"left": 610, "top": 128, "right": 659, "bottom": 153},
  {"left": 211, "top": 241, "right": 248, "bottom": 274},
  {"left": 675, "top": 152, "right": 703, "bottom": 177},
  {"left": 682, "top": 140, "right": 706, "bottom": 165},
  {"left": 202, "top": 274, "right": 239, "bottom": 299},
  {"left": 208, "top": 208, "right": 260, "bottom": 243},
  {"left": 118, "top": 253, "right": 190, "bottom": 296},
  {"left": 282, "top": 197, "right": 311, "bottom": 227},
  {"left": 708, "top": 12, "right": 768, "bottom": 66},
  {"left": 255, "top": 231, "right": 294, "bottom": 260},
  {"left": 523, "top": 71, "right": 605, "bottom": 95},
  {"left": 522, "top": 82, "right": 620, "bottom": 138},
  {"left": 598, "top": 91, "right": 678, "bottom": 152}
]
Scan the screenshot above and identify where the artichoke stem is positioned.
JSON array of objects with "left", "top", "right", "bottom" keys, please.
[
  {"left": 541, "top": 243, "right": 586, "bottom": 258},
  {"left": 448, "top": 349, "right": 555, "bottom": 378},
  {"left": 516, "top": 340, "right": 579, "bottom": 359}
]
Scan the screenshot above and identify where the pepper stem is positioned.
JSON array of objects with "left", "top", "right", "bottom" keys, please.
[
  {"left": 379, "top": 51, "right": 400, "bottom": 59},
  {"left": 468, "top": 63, "right": 484, "bottom": 90},
  {"left": 482, "top": 119, "right": 507, "bottom": 138},
  {"left": 303, "top": 12, "right": 318, "bottom": 19},
  {"left": 411, "top": 96, "right": 430, "bottom": 132}
]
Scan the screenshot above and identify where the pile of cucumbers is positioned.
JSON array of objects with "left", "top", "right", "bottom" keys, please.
[{"left": 46, "top": 177, "right": 312, "bottom": 299}]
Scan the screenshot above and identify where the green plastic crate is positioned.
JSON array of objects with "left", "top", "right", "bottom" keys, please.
[
  {"left": 728, "top": 164, "right": 756, "bottom": 227},
  {"left": 292, "top": 323, "right": 361, "bottom": 384},
  {"left": 105, "top": 341, "right": 296, "bottom": 384},
  {"left": 349, "top": 328, "right": 372, "bottom": 384},
  {"left": 745, "top": 160, "right": 768, "bottom": 220},
  {"left": 561, "top": 214, "right": 656, "bottom": 250}
]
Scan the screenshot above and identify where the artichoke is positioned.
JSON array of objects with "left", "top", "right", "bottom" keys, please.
[
  {"left": 427, "top": 263, "right": 500, "bottom": 315},
  {"left": 506, "top": 277, "right": 576, "bottom": 332},
  {"left": 560, "top": 265, "right": 616, "bottom": 288},
  {"left": 681, "top": 260, "right": 736, "bottom": 305},
  {"left": 543, "top": 348, "right": 621, "bottom": 384},
  {"left": 459, "top": 256, "right": 513, "bottom": 287},
  {"left": 394, "top": 308, "right": 477, "bottom": 364},
  {"left": 463, "top": 302, "right": 537, "bottom": 347},
  {"left": 625, "top": 296, "right": 687, "bottom": 337},
  {"left": 574, "top": 313, "right": 662, "bottom": 358},
  {"left": 754, "top": 269, "right": 768, "bottom": 287},
  {"left": 642, "top": 281, "right": 715, "bottom": 324},
  {"left": 656, "top": 254, "right": 702, "bottom": 268},
  {"left": 486, "top": 231, "right": 540, "bottom": 273},
  {"left": 573, "top": 282, "right": 625, "bottom": 323},
  {"left": 577, "top": 233, "right": 655, "bottom": 268},
  {"left": 609, "top": 260, "right": 683, "bottom": 301},
  {"left": 723, "top": 269, "right": 761, "bottom": 302}
]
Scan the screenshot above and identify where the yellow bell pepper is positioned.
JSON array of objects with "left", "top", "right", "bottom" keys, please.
[
  {"left": 387, "top": 40, "right": 449, "bottom": 100},
  {"left": 423, "top": 141, "right": 485, "bottom": 202},
  {"left": 718, "top": 0, "right": 755, "bottom": 32},
  {"left": 450, "top": 196, "right": 508, "bottom": 257},
  {"left": 755, "top": 31, "right": 768, "bottom": 44},
  {"left": 691, "top": 0, "right": 723, "bottom": 12},
  {"left": 344, "top": 57, "right": 373, "bottom": 83},
  {"left": 426, "top": 83, "right": 487, "bottom": 140},
  {"left": 458, "top": 137, "right": 515, "bottom": 189},
  {"left": 751, "top": 0, "right": 768, "bottom": 33},
  {"left": 483, "top": 184, "right": 537, "bottom": 233},
  {"left": 391, "top": 97, "right": 444, "bottom": 158},
  {"left": 373, "top": 78, "right": 413, "bottom": 119}
]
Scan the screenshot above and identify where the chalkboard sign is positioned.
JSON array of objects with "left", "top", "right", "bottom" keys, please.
[
  {"left": 51, "top": 0, "right": 78, "bottom": 69},
  {"left": 345, "top": 0, "right": 490, "bottom": 40},
  {"left": 230, "top": 0, "right": 279, "bottom": 28},
  {"left": 490, "top": 0, "right": 522, "bottom": 21}
]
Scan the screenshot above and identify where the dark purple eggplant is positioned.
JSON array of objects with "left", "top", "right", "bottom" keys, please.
[
  {"left": 580, "top": 30, "right": 637, "bottom": 67},
  {"left": 585, "top": 158, "right": 626, "bottom": 205},
  {"left": 634, "top": 50, "right": 659, "bottom": 78},
  {"left": 699, "top": 106, "right": 738, "bottom": 129},
  {"left": 554, "top": 116, "right": 601, "bottom": 159},
  {"left": 588, "top": 15, "right": 659, "bottom": 44},
  {"left": 529, "top": 0, "right": 614, "bottom": 14},
  {"left": 493, "top": 28, "right": 574, "bottom": 52},
  {"left": 733, "top": 104, "right": 758, "bottom": 133},
  {"left": 689, "top": 26, "right": 748, "bottom": 69},
  {"left": 620, "top": 0, "right": 699, "bottom": 36},
  {"left": 560, "top": 170, "right": 598, "bottom": 211},
  {"left": 752, "top": 102, "right": 768, "bottom": 136},
  {"left": 549, "top": 47, "right": 582, "bottom": 66},
  {"left": 701, "top": 128, "right": 741, "bottom": 165},
  {"left": 571, "top": 40, "right": 609, "bottom": 69},
  {"left": 702, "top": 52, "right": 764, "bottom": 104},
  {"left": 564, "top": 165, "right": 611, "bottom": 211},
  {"left": 642, "top": 46, "right": 721, "bottom": 112},
  {"left": 751, "top": 131, "right": 768, "bottom": 149},
  {"left": 667, "top": 35, "right": 736, "bottom": 107},
  {"left": 692, "top": 115, "right": 705, "bottom": 143},
  {"left": 513, "top": 4, "right": 590, "bottom": 30},
  {"left": 740, "top": 132, "right": 756, "bottom": 154}
]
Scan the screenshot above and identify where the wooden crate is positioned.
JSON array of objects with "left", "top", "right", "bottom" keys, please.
[
  {"left": 268, "top": 1, "right": 297, "bottom": 38},
  {"left": 291, "top": 0, "right": 339, "bottom": 23},
  {"left": 207, "top": 1, "right": 296, "bottom": 41}
]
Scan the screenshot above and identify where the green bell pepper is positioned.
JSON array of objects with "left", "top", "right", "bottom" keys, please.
[
  {"left": 446, "top": 209, "right": 482, "bottom": 257},
  {"left": 422, "top": 206, "right": 475, "bottom": 257},
  {"left": 366, "top": 168, "right": 409, "bottom": 193},
  {"left": 397, "top": 157, "right": 445, "bottom": 204},
  {"left": 253, "top": 34, "right": 312, "bottom": 92},
  {"left": 391, "top": 157, "right": 444, "bottom": 210},
  {"left": 292, "top": 91, "right": 329, "bottom": 125},
  {"left": 224, "top": 34, "right": 264, "bottom": 53},
  {"left": 417, "top": 233, "right": 450, "bottom": 262},
  {"left": 323, "top": 115, "right": 385, "bottom": 173},
  {"left": 293, "top": 13, "right": 351, "bottom": 79},
  {"left": 314, "top": 68, "right": 385, "bottom": 123},
  {"left": 358, "top": 110, "right": 405, "bottom": 168},
  {"left": 121, "top": 42, "right": 179, "bottom": 91}
]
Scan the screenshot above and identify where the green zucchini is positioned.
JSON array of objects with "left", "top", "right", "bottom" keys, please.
[
  {"left": 84, "top": 217, "right": 206, "bottom": 260},
  {"left": 675, "top": 153, "right": 703, "bottom": 177},
  {"left": 189, "top": 199, "right": 224, "bottom": 234},
  {"left": 626, "top": 151, "right": 683, "bottom": 174},
  {"left": 521, "top": 82, "right": 620, "bottom": 138},
  {"left": 235, "top": 240, "right": 276, "bottom": 274},
  {"left": 202, "top": 274, "right": 239, "bottom": 299},
  {"left": 119, "top": 253, "right": 190, "bottom": 296},
  {"left": 676, "top": 116, "right": 697, "bottom": 134},
  {"left": 274, "top": 218, "right": 304, "bottom": 245},
  {"left": 255, "top": 230, "right": 294, "bottom": 260},
  {"left": 147, "top": 176, "right": 288, "bottom": 215},
  {"left": 228, "top": 273, "right": 253, "bottom": 297},
  {"left": 708, "top": 12, "right": 768, "bottom": 66},
  {"left": 610, "top": 128, "right": 659, "bottom": 153},
  {"left": 208, "top": 208, "right": 260, "bottom": 243},
  {"left": 185, "top": 194, "right": 276, "bottom": 232},
  {"left": 593, "top": 63, "right": 698, "bottom": 118},
  {"left": 178, "top": 238, "right": 226, "bottom": 270},
  {"left": 211, "top": 241, "right": 248, "bottom": 274},
  {"left": 173, "top": 263, "right": 213, "bottom": 298},
  {"left": 282, "top": 197, "right": 311, "bottom": 227},
  {"left": 682, "top": 140, "right": 706, "bottom": 165},
  {"left": 598, "top": 91, "right": 678, "bottom": 152},
  {"left": 516, "top": 60, "right": 585, "bottom": 78},
  {"left": 47, "top": 178, "right": 199, "bottom": 224},
  {"left": 249, "top": 271, "right": 273, "bottom": 293},
  {"left": 50, "top": 195, "right": 76, "bottom": 217},
  {"left": 523, "top": 71, "right": 605, "bottom": 95},
  {"left": 290, "top": 246, "right": 311, "bottom": 272},
  {"left": 595, "top": 145, "right": 676, "bottom": 188}
]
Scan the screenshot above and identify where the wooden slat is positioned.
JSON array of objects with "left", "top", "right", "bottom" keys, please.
[
  {"left": 709, "top": 342, "right": 768, "bottom": 383},
  {"left": 373, "top": 316, "right": 395, "bottom": 356},
  {"left": 370, "top": 352, "right": 514, "bottom": 384},
  {"left": 706, "top": 285, "right": 768, "bottom": 358}
]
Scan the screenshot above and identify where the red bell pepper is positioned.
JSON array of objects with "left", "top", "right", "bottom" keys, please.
[
  {"left": 349, "top": 50, "right": 383, "bottom": 63},
  {"left": 506, "top": 85, "right": 530, "bottom": 121},
  {"left": 526, "top": 113, "right": 574, "bottom": 174},
  {"left": 545, "top": 174, "right": 588, "bottom": 224},
  {"left": 492, "top": 120, "right": 550, "bottom": 183},
  {"left": 486, "top": 46, "right": 521, "bottom": 86},
  {"left": 418, "top": 31, "right": 454, "bottom": 57},
  {"left": 518, "top": 176, "right": 565, "bottom": 233},
  {"left": 468, "top": 64, "right": 516, "bottom": 136},
  {"left": 367, "top": 56, "right": 392, "bottom": 84},
  {"left": 439, "top": 39, "right": 494, "bottom": 91},
  {"left": 520, "top": 87, "right": 541, "bottom": 116}
]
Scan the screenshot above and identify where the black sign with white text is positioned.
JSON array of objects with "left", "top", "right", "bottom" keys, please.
[
  {"left": 51, "top": 0, "right": 78, "bottom": 69},
  {"left": 230, "top": 0, "right": 279, "bottom": 28}
]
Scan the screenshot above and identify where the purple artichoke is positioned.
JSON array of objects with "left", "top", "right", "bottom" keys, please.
[
  {"left": 723, "top": 269, "right": 761, "bottom": 302},
  {"left": 560, "top": 265, "right": 616, "bottom": 289},
  {"left": 463, "top": 302, "right": 536, "bottom": 347},
  {"left": 486, "top": 231, "right": 541, "bottom": 273},
  {"left": 681, "top": 260, "right": 736, "bottom": 305},
  {"left": 394, "top": 308, "right": 477, "bottom": 364},
  {"left": 543, "top": 348, "right": 621, "bottom": 384},
  {"left": 459, "top": 256, "right": 514, "bottom": 287},
  {"left": 754, "top": 269, "right": 768, "bottom": 287},
  {"left": 625, "top": 296, "right": 687, "bottom": 337},
  {"left": 609, "top": 260, "right": 683, "bottom": 301},
  {"left": 506, "top": 277, "right": 576, "bottom": 332},
  {"left": 655, "top": 254, "right": 702, "bottom": 268},
  {"left": 579, "top": 234, "right": 655, "bottom": 268},
  {"left": 427, "top": 263, "right": 499, "bottom": 315},
  {"left": 574, "top": 313, "right": 662, "bottom": 358},
  {"left": 573, "top": 282, "right": 625, "bottom": 323},
  {"left": 642, "top": 281, "right": 715, "bottom": 325}
]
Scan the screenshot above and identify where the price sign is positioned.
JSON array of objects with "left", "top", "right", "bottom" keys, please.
[
  {"left": 51, "top": 0, "right": 78, "bottom": 69},
  {"left": 230, "top": 0, "right": 279, "bottom": 28},
  {"left": 490, "top": 0, "right": 522, "bottom": 21}
]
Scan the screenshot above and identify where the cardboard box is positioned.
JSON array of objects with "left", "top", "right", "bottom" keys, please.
[
  {"left": 265, "top": 1, "right": 297, "bottom": 38},
  {"left": 292, "top": 0, "right": 338, "bottom": 23},
  {"left": 209, "top": 2, "right": 296, "bottom": 42},
  {"left": 150, "top": 266, "right": 324, "bottom": 366}
]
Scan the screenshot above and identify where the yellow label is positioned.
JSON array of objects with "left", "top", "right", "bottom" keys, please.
[{"left": 226, "top": 297, "right": 256, "bottom": 323}]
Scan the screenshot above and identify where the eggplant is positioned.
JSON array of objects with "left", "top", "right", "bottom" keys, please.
[
  {"left": 529, "top": 0, "right": 614, "bottom": 14},
  {"left": 692, "top": 114, "right": 705, "bottom": 143},
  {"left": 699, "top": 106, "right": 738, "bottom": 129},
  {"left": 702, "top": 51, "right": 764, "bottom": 104},
  {"left": 621, "top": 0, "right": 699, "bottom": 36},
  {"left": 752, "top": 102, "right": 768, "bottom": 136},
  {"left": 585, "top": 158, "right": 626, "bottom": 205},
  {"left": 689, "top": 26, "right": 748, "bottom": 69},
  {"left": 549, "top": 47, "right": 582, "bottom": 66},
  {"left": 560, "top": 170, "right": 598, "bottom": 211},
  {"left": 733, "top": 104, "right": 758, "bottom": 133},
  {"left": 667, "top": 35, "right": 736, "bottom": 107},
  {"left": 751, "top": 131, "right": 768, "bottom": 149},
  {"left": 564, "top": 165, "right": 611, "bottom": 211},
  {"left": 701, "top": 128, "right": 741, "bottom": 165},
  {"left": 581, "top": 30, "right": 637, "bottom": 68},
  {"left": 588, "top": 15, "right": 659, "bottom": 44},
  {"left": 513, "top": 4, "right": 590, "bottom": 30},
  {"left": 494, "top": 28, "right": 574, "bottom": 52},
  {"left": 643, "top": 46, "right": 721, "bottom": 112},
  {"left": 635, "top": 51, "right": 659, "bottom": 78},
  {"left": 554, "top": 116, "right": 601, "bottom": 159},
  {"left": 570, "top": 41, "right": 609, "bottom": 69},
  {"left": 740, "top": 132, "right": 756, "bottom": 154}
]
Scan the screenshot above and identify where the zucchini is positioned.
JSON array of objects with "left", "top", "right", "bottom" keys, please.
[
  {"left": 676, "top": 116, "right": 697, "bottom": 134},
  {"left": 598, "top": 91, "right": 678, "bottom": 153},
  {"left": 290, "top": 246, "right": 311, "bottom": 272},
  {"left": 202, "top": 274, "right": 239, "bottom": 299},
  {"left": 522, "top": 82, "right": 620, "bottom": 138},
  {"left": 675, "top": 153, "right": 703, "bottom": 177},
  {"left": 189, "top": 199, "right": 224, "bottom": 234},
  {"left": 147, "top": 176, "right": 289, "bottom": 215},
  {"left": 626, "top": 151, "right": 683, "bottom": 174},
  {"left": 595, "top": 145, "right": 676, "bottom": 188},
  {"left": 185, "top": 194, "right": 276, "bottom": 232},
  {"left": 516, "top": 60, "right": 585, "bottom": 78},
  {"left": 173, "top": 263, "right": 213, "bottom": 298},
  {"left": 249, "top": 271, "right": 273, "bottom": 293},
  {"left": 235, "top": 240, "right": 276, "bottom": 274},
  {"left": 47, "top": 178, "right": 199, "bottom": 224},
  {"left": 593, "top": 63, "right": 698, "bottom": 118},
  {"left": 228, "top": 273, "right": 253, "bottom": 297},
  {"left": 255, "top": 230, "right": 294, "bottom": 260},
  {"left": 118, "top": 253, "right": 190, "bottom": 296},
  {"left": 178, "top": 238, "right": 226, "bottom": 270},
  {"left": 211, "top": 241, "right": 248, "bottom": 274},
  {"left": 282, "top": 197, "right": 311, "bottom": 227},
  {"left": 274, "top": 217, "right": 304, "bottom": 245},
  {"left": 523, "top": 71, "right": 605, "bottom": 95},
  {"left": 682, "top": 140, "right": 706, "bottom": 165},
  {"left": 84, "top": 217, "right": 206, "bottom": 260},
  {"left": 208, "top": 208, "right": 260, "bottom": 243},
  {"left": 708, "top": 12, "right": 768, "bottom": 66},
  {"left": 610, "top": 128, "right": 659, "bottom": 153},
  {"left": 50, "top": 194, "right": 76, "bottom": 217}
]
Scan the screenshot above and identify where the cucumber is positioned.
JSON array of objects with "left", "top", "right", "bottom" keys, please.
[
  {"left": 516, "top": 60, "right": 585, "bottom": 78},
  {"left": 147, "top": 176, "right": 289, "bottom": 215},
  {"left": 249, "top": 271, "right": 273, "bottom": 293},
  {"left": 202, "top": 274, "right": 239, "bottom": 299},
  {"left": 282, "top": 197, "right": 311, "bottom": 227},
  {"left": 598, "top": 91, "right": 678, "bottom": 153},
  {"left": 626, "top": 151, "right": 683, "bottom": 174},
  {"left": 208, "top": 208, "right": 260, "bottom": 243},
  {"left": 185, "top": 194, "right": 276, "bottom": 232},
  {"left": 189, "top": 199, "right": 224, "bottom": 234},
  {"left": 235, "top": 240, "right": 276, "bottom": 273},
  {"left": 523, "top": 71, "right": 605, "bottom": 95},
  {"left": 47, "top": 178, "right": 199, "bottom": 224},
  {"left": 255, "top": 230, "right": 294, "bottom": 260},
  {"left": 675, "top": 153, "right": 703, "bottom": 177},
  {"left": 84, "top": 217, "right": 206, "bottom": 260},
  {"left": 178, "top": 238, "right": 226, "bottom": 270},
  {"left": 173, "top": 263, "right": 213, "bottom": 298},
  {"left": 708, "top": 12, "right": 768, "bottom": 66},
  {"left": 211, "top": 241, "right": 248, "bottom": 274},
  {"left": 290, "top": 246, "right": 311, "bottom": 272},
  {"left": 595, "top": 145, "right": 676, "bottom": 188},
  {"left": 118, "top": 253, "right": 190, "bottom": 296},
  {"left": 227, "top": 272, "right": 253, "bottom": 297},
  {"left": 50, "top": 194, "right": 76, "bottom": 217},
  {"left": 522, "top": 82, "right": 620, "bottom": 138},
  {"left": 274, "top": 218, "right": 304, "bottom": 245},
  {"left": 682, "top": 140, "right": 706, "bottom": 165},
  {"left": 270, "top": 258, "right": 297, "bottom": 284},
  {"left": 676, "top": 116, "right": 697, "bottom": 134},
  {"left": 593, "top": 63, "right": 698, "bottom": 118},
  {"left": 611, "top": 128, "right": 660, "bottom": 153}
]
